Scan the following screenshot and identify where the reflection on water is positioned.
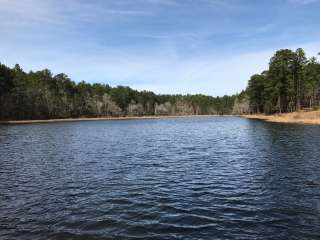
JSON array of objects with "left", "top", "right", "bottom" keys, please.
[{"left": 0, "top": 117, "right": 320, "bottom": 239}]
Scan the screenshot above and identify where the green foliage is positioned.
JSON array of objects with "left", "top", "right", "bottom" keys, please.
[
  {"left": 5, "top": 47, "right": 317, "bottom": 120},
  {"left": 245, "top": 48, "right": 320, "bottom": 114},
  {"left": 247, "top": 74, "right": 266, "bottom": 113},
  {"left": 0, "top": 63, "right": 235, "bottom": 120}
]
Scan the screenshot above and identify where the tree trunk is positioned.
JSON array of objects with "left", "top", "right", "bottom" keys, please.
[{"left": 278, "top": 95, "right": 282, "bottom": 114}]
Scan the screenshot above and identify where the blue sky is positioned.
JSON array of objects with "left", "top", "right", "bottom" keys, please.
[{"left": 1, "top": 0, "right": 320, "bottom": 96}]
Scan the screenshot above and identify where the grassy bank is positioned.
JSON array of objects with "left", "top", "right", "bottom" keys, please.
[{"left": 243, "top": 110, "right": 320, "bottom": 125}]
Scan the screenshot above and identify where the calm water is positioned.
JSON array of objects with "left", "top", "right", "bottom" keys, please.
[{"left": 1, "top": 116, "right": 320, "bottom": 240}]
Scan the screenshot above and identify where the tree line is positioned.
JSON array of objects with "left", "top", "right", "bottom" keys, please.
[
  {"left": 234, "top": 48, "right": 320, "bottom": 114},
  {"left": 0, "top": 63, "right": 235, "bottom": 120},
  {"left": 2, "top": 48, "right": 318, "bottom": 120}
]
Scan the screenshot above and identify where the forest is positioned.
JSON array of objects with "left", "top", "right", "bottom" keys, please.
[
  {"left": 234, "top": 48, "right": 320, "bottom": 114},
  {"left": 1, "top": 48, "right": 320, "bottom": 121},
  {"left": 0, "top": 63, "right": 235, "bottom": 120}
]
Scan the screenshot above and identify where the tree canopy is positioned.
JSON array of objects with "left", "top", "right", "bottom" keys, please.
[
  {"left": 2, "top": 48, "right": 319, "bottom": 120},
  {"left": 233, "top": 48, "right": 320, "bottom": 114},
  {"left": 0, "top": 63, "right": 235, "bottom": 120}
]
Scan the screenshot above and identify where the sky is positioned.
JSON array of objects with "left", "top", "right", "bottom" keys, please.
[{"left": 1, "top": 0, "right": 320, "bottom": 96}]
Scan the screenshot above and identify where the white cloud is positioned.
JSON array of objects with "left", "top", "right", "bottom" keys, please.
[
  {"left": 0, "top": 0, "right": 154, "bottom": 30},
  {"left": 1, "top": 0, "right": 320, "bottom": 96},
  {"left": 2, "top": 37, "right": 319, "bottom": 96},
  {"left": 139, "top": 0, "right": 179, "bottom": 6},
  {"left": 287, "top": 0, "right": 319, "bottom": 5}
]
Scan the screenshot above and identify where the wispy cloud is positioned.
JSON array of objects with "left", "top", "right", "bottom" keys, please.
[
  {"left": 2, "top": 33, "right": 319, "bottom": 96},
  {"left": 0, "top": 0, "right": 154, "bottom": 28},
  {"left": 139, "top": 0, "right": 180, "bottom": 6},
  {"left": 0, "top": 0, "right": 61, "bottom": 25},
  {"left": 1, "top": 0, "right": 320, "bottom": 96},
  {"left": 63, "top": 1, "right": 154, "bottom": 20},
  {"left": 202, "top": 0, "right": 245, "bottom": 10},
  {"left": 131, "top": 32, "right": 206, "bottom": 40},
  {"left": 287, "top": 0, "right": 319, "bottom": 5}
]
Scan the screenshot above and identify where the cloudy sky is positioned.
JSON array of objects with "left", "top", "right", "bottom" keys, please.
[{"left": 1, "top": 0, "right": 320, "bottom": 96}]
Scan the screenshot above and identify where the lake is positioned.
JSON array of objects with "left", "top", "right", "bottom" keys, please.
[{"left": 1, "top": 116, "right": 320, "bottom": 240}]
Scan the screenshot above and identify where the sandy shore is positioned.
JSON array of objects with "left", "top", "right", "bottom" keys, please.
[
  {"left": 243, "top": 110, "right": 320, "bottom": 125},
  {"left": 0, "top": 114, "right": 229, "bottom": 125}
]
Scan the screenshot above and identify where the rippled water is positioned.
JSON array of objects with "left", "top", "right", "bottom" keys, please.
[{"left": 1, "top": 116, "right": 320, "bottom": 240}]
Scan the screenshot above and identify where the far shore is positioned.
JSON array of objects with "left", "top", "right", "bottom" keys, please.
[
  {"left": 242, "top": 110, "right": 320, "bottom": 125},
  {"left": 2, "top": 111, "right": 320, "bottom": 125},
  {"left": 0, "top": 114, "right": 232, "bottom": 125}
]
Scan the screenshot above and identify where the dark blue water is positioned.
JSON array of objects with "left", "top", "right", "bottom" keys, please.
[{"left": 1, "top": 116, "right": 320, "bottom": 240}]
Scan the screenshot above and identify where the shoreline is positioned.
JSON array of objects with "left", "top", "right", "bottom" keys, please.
[
  {"left": 2, "top": 111, "right": 319, "bottom": 125},
  {"left": 242, "top": 110, "right": 320, "bottom": 125},
  {"left": 0, "top": 114, "right": 231, "bottom": 125}
]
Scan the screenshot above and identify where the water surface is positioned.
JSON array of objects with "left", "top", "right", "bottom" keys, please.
[{"left": 1, "top": 117, "right": 320, "bottom": 239}]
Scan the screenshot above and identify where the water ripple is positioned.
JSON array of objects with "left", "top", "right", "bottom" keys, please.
[{"left": 1, "top": 117, "right": 320, "bottom": 239}]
